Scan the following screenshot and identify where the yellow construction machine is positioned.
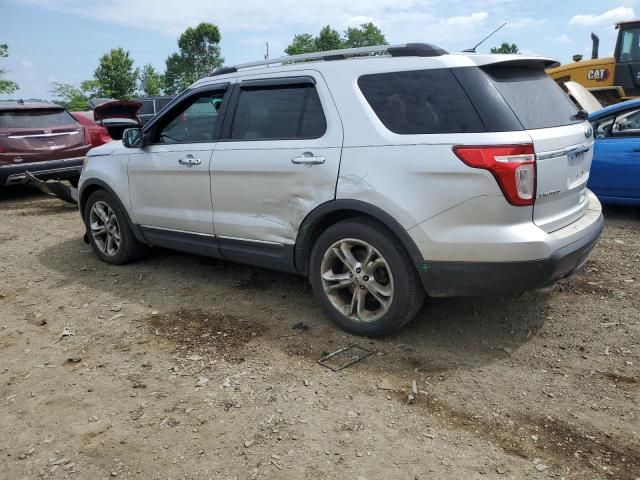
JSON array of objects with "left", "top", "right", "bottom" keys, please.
[{"left": 547, "top": 20, "right": 640, "bottom": 105}]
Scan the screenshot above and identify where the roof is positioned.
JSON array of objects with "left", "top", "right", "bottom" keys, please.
[
  {"left": 588, "top": 98, "right": 640, "bottom": 120},
  {"left": 616, "top": 19, "right": 640, "bottom": 26},
  {"left": 0, "top": 100, "right": 64, "bottom": 111},
  {"left": 191, "top": 43, "right": 558, "bottom": 89}
]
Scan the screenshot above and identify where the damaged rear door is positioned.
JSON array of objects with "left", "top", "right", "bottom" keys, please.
[{"left": 211, "top": 72, "right": 342, "bottom": 264}]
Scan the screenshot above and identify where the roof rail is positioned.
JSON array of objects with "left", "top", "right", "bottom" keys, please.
[{"left": 208, "top": 43, "right": 447, "bottom": 77}]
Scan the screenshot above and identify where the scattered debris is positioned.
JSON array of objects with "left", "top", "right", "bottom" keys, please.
[
  {"left": 292, "top": 321, "right": 310, "bottom": 332},
  {"left": 318, "top": 344, "right": 373, "bottom": 372},
  {"left": 40, "top": 327, "right": 74, "bottom": 349},
  {"left": 196, "top": 377, "right": 210, "bottom": 388}
]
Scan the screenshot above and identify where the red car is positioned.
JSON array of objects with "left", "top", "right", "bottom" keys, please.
[
  {"left": 0, "top": 100, "right": 91, "bottom": 187},
  {"left": 71, "top": 99, "right": 143, "bottom": 147}
]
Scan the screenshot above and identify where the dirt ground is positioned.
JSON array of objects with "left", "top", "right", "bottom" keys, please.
[{"left": 0, "top": 186, "right": 638, "bottom": 480}]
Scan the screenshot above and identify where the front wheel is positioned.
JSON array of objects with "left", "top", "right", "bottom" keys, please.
[
  {"left": 309, "top": 218, "right": 425, "bottom": 337},
  {"left": 83, "top": 190, "right": 147, "bottom": 265}
]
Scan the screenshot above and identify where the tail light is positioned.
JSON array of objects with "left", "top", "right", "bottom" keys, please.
[
  {"left": 453, "top": 144, "right": 536, "bottom": 206},
  {"left": 98, "top": 126, "right": 112, "bottom": 146}
]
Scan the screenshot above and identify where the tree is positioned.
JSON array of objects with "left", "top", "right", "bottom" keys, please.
[
  {"left": 491, "top": 43, "right": 519, "bottom": 54},
  {"left": 50, "top": 80, "right": 100, "bottom": 111},
  {"left": 0, "top": 43, "right": 19, "bottom": 95},
  {"left": 164, "top": 23, "right": 224, "bottom": 95},
  {"left": 94, "top": 48, "right": 139, "bottom": 99},
  {"left": 343, "top": 22, "right": 387, "bottom": 48},
  {"left": 284, "top": 23, "right": 388, "bottom": 56},
  {"left": 315, "top": 26, "right": 343, "bottom": 52},
  {"left": 139, "top": 64, "right": 163, "bottom": 96},
  {"left": 284, "top": 33, "right": 316, "bottom": 55}
]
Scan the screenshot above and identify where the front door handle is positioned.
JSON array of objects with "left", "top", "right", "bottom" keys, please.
[
  {"left": 178, "top": 155, "right": 202, "bottom": 167},
  {"left": 291, "top": 152, "right": 325, "bottom": 165}
]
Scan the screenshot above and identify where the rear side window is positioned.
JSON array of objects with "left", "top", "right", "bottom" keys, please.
[
  {"left": 231, "top": 85, "right": 326, "bottom": 140},
  {"left": 482, "top": 66, "right": 580, "bottom": 129},
  {"left": 138, "top": 100, "right": 155, "bottom": 115},
  {"left": 358, "top": 69, "right": 485, "bottom": 134},
  {"left": 0, "top": 109, "right": 76, "bottom": 129}
]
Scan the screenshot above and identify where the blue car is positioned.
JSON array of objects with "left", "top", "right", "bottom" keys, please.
[{"left": 588, "top": 99, "right": 640, "bottom": 206}]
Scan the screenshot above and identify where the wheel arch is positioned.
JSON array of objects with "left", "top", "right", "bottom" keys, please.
[
  {"left": 79, "top": 179, "right": 147, "bottom": 245},
  {"left": 294, "top": 199, "right": 424, "bottom": 276}
]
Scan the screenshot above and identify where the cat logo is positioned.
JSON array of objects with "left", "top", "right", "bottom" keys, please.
[{"left": 587, "top": 68, "right": 610, "bottom": 82}]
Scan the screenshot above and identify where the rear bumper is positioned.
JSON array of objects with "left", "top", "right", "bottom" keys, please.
[
  {"left": 417, "top": 213, "right": 604, "bottom": 297},
  {"left": 0, "top": 157, "right": 83, "bottom": 186}
]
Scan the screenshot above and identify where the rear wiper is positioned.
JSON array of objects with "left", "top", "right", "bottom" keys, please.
[{"left": 571, "top": 109, "right": 588, "bottom": 121}]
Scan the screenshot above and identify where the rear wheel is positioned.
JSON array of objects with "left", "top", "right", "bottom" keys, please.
[
  {"left": 83, "top": 190, "right": 147, "bottom": 265},
  {"left": 309, "top": 218, "right": 425, "bottom": 336}
]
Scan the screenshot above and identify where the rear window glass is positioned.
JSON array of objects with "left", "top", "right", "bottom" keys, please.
[
  {"left": 482, "top": 66, "right": 580, "bottom": 129},
  {"left": 0, "top": 109, "right": 76, "bottom": 129},
  {"left": 358, "top": 69, "right": 485, "bottom": 134}
]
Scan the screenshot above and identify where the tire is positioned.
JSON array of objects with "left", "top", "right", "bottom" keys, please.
[
  {"left": 83, "top": 190, "right": 148, "bottom": 265},
  {"left": 309, "top": 217, "right": 426, "bottom": 337}
]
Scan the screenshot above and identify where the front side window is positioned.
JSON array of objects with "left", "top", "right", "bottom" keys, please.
[
  {"left": 158, "top": 91, "right": 225, "bottom": 144},
  {"left": 230, "top": 84, "right": 326, "bottom": 140},
  {"left": 613, "top": 107, "right": 640, "bottom": 135}
]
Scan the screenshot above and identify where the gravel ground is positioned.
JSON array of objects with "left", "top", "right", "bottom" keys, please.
[{"left": 0, "top": 186, "right": 638, "bottom": 480}]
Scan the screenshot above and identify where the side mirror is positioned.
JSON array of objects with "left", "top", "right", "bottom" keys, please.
[{"left": 122, "top": 128, "right": 143, "bottom": 148}]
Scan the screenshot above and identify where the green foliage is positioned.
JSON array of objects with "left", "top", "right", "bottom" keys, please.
[
  {"left": 284, "top": 33, "right": 316, "bottom": 55},
  {"left": 343, "top": 22, "right": 387, "bottom": 48},
  {"left": 0, "top": 43, "right": 19, "bottom": 95},
  {"left": 139, "top": 64, "right": 163, "bottom": 96},
  {"left": 94, "top": 48, "right": 139, "bottom": 99},
  {"left": 490, "top": 43, "right": 519, "bottom": 54},
  {"left": 50, "top": 82, "right": 93, "bottom": 111},
  {"left": 164, "top": 22, "right": 224, "bottom": 95},
  {"left": 284, "top": 23, "right": 388, "bottom": 55},
  {"left": 315, "top": 26, "right": 343, "bottom": 52}
]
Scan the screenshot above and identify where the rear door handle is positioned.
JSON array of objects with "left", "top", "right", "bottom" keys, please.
[
  {"left": 178, "top": 155, "right": 202, "bottom": 166},
  {"left": 291, "top": 152, "right": 325, "bottom": 165},
  {"left": 633, "top": 147, "right": 640, "bottom": 153}
]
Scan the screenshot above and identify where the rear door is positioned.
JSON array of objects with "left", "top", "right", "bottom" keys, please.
[
  {"left": 128, "top": 84, "right": 230, "bottom": 234},
  {"left": 211, "top": 72, "right": 342, "bottom": 257},
  {"left": 0, "top": 108, "right": 87, "bottom": 164},
  {"left": 481, "top": 65, "right": 594, "bottom": 232}
]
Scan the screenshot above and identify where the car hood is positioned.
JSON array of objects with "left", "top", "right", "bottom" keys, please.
[
  {"left": 87, "top": 140, "right": 126, "bottom": 157},
  {"left": 565, "top": 81, "right": 602, "bottom": 114},
  {"left": 93, "top": 100, "right": 143, "bottom": 122}
]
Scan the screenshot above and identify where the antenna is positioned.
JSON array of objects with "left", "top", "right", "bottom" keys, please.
[
  {"left": 463, "top": 22, "right": 507, "bottom": 53},
  {"left": 264, "top": 42, "right": 270, "bottom": 61}
]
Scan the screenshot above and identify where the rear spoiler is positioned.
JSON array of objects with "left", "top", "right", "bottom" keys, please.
[{"left": 469, "top": 55, "right": 560, "bottom": 70}]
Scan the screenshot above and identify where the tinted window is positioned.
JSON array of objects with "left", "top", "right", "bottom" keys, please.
[
  {"left": 358, "top": 69, "right": 485, "bottom": 135},
  {"left": 620, "top": 27, "right": 640, "bottom": 62},
  {"left": 230, "top": 85, "right": 326, "bottom": 140},
  {"left": 0, "top": 109, "right": 76, "bottom": 129},
  {"left": 159, "top": 91, "right": 224, "bottom": 144},
  {"left": 138, "top": 100, "right": 155, "bottom": 116},
  {"left": 482, "top": 66, "right": 580, "bottom": 130}
]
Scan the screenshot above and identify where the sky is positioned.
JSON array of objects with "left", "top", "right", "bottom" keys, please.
[{"left": 0, "top": 0, "right": 638, "bottom": 99}]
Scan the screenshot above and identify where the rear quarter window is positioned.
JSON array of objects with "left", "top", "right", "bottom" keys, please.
[
  {"left": 357, "top": 69, "right": 486, "bottom": 135},
  {"left": 0, "top": 109, "right": 77, "bottom": 129}
]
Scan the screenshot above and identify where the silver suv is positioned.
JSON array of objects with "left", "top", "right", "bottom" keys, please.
[{"left": 78, "top": 43, "right": 604, "bottom": 337}]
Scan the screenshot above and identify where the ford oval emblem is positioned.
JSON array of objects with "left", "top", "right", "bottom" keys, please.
[{"left": 584, "top": 125, "right": 593, "bottom": 139}]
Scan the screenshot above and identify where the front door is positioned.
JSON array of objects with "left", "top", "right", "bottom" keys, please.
[
  {"left": 591, "top": 106, "right": 640, "bottom": 200},
  {"left": 128, "top": 87, "right": 229, "bottom": 234},
  {"left": 211, "top": 73, "right": 343, "bottom": 258}
]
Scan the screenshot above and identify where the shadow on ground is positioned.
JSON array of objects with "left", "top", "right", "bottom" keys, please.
[{"left": 38, "top": 233, "right": 548, "bottom": 374}]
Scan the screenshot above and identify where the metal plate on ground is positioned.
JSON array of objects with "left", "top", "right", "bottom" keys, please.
[{"left": 317, "top": 344, "right": 373, "bottom": 372}]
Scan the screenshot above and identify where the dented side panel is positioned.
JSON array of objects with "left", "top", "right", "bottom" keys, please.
[{"left": 211, "top": 71, "right": 343, "bottom": 245}]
